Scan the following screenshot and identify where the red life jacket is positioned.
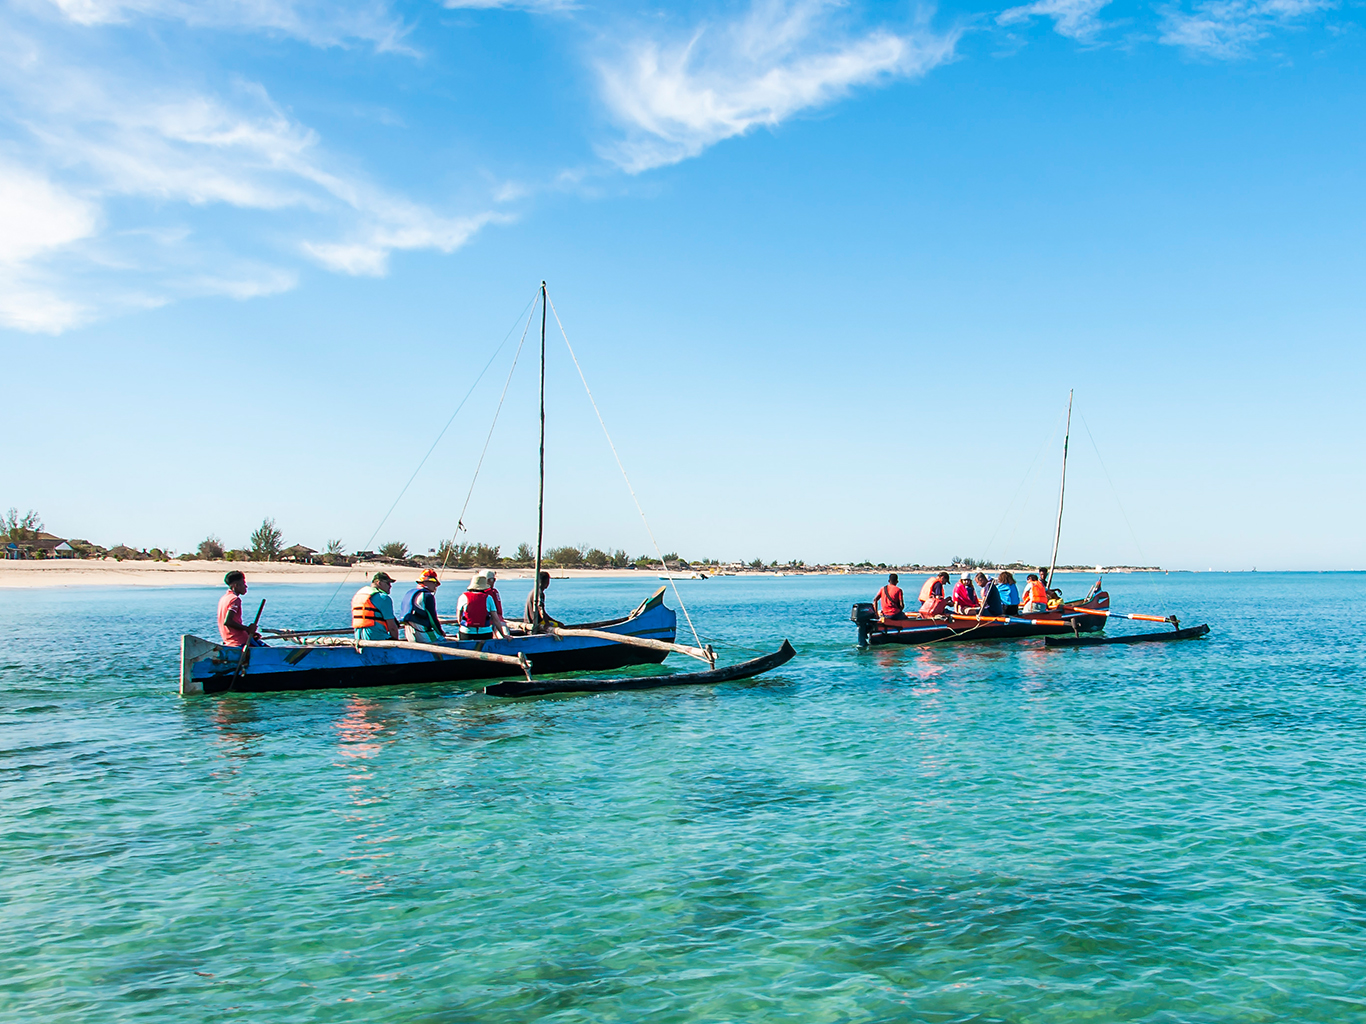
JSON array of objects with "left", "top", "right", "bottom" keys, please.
[
  {"left": 877, "top": 585, "right": 904, "bottom": 616},
  {"left": 461, "top": 590, "right": 492, "bottom": 627}
]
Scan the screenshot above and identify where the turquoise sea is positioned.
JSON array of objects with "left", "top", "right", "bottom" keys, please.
[{"left": 3, "top": 572, "right": 1365, "bottom": 1022}]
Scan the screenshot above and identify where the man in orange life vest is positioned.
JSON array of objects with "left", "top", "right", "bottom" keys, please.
[
  {"left": 456, "top": 574, "right": 508, "bottom": 641},
  {"left": 1021, "top": 574, "right": 1050, "bottom": 614},
  {"left": 918, "top": 571, "right": 951, "bottom": 618},
  {"left": 352, "top": 571, "right": 400, "bottom": 642},
  {"left": 875, "top": 574, "right": 906, "bottom": 620},
  {"left": 218, "top": 571, "right": 263, "bottom": 647}
]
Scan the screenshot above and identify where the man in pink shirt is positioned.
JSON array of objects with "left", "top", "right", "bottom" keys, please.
[{"left": 217, "top": 571, "right": 260, "bottom": 647}]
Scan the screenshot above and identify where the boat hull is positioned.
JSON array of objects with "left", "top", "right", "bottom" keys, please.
[
  {"left": 182, "top": 603, "right": 677, "bottom": 695},
  {"left": 857, "top": 593, "right": 1111, "bottom": 647}
]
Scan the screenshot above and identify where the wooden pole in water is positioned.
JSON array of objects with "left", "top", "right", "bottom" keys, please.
[
  {"left": 533, "top": 281, "right": 547, "bottom": 628},
  {"left": 1047, "top": 389, "right": 1073, "bottom": 590}
]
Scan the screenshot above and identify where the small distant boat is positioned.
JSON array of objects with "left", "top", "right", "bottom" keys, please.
[
  {"left": 659, "top": 572, "right": 706, "bottom": 580},
  {"left": 853, "top": 593, "right": 1110, "bottom": 647}
]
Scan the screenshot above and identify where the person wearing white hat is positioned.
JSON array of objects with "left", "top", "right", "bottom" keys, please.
[
  {"left": 951, "top": 572, "right": 979, "bottom": 614},
  {"left": 478, "top": 569, "right": 504, "bottom": 619},
  {"left": 456, "top": 573, "right": 508, "bottom": 641}
]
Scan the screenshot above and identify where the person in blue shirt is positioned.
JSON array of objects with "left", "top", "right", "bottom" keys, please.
[
  {"left": 975, "top": 572, "right": 1003, "bottom": 616},
  {"left": 996, "top": 571, "right": 1020, "bottom": 616},
  {"left": 352, "top": 571, "right": 400, "bottom": 641}
]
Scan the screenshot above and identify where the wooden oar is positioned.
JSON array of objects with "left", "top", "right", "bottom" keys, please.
[
  {"left": 548, "top": 626, "right": 716, "bottom": 667},
  {"left": 355, "top": 638, "right": 531, "bottom": 679},
  {"left": 229, "top": 599, "right": 265, "bottom": 689},
  {"left": 1063, "top": 607, "right": 1177, "bottom": 625},
  {"left": 948, "top": 613, "right": 1071, "bottom": 627}
]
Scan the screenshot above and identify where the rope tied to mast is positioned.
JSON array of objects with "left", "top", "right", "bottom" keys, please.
[{"left": 544, "top": 289, "right": 705, "bottom": 652}]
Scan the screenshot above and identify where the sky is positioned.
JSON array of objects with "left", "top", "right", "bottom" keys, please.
[{"left": 1, "top": 0, "right": 1362, "bottom": 570}]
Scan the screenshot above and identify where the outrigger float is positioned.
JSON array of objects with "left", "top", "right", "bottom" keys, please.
[{"left": 179, "top": 283, "right": 795, "bottom": 698}]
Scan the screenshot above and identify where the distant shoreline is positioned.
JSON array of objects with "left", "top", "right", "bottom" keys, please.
[{"left": 0, "top": 560, "right": 1182, "bottom": 589}]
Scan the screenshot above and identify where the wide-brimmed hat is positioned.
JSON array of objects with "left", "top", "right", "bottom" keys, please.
[
  {"left": 418, "top": 568, "right": 441, "bottom": 585},
  {"left": 470, "top": 574, "right": 491, "bottom": 591}
]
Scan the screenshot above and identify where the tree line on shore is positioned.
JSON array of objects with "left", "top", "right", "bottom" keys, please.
[{"left": 5, "top": 508, "right": 1157, "bottom": 571}]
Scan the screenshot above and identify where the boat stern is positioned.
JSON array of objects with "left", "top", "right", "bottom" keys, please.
[{"left": 180, "top": 634, "right": 224, "bottom": 695}]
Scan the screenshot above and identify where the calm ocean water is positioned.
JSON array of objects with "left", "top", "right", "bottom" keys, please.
[{"left": 3, "top": 572, "right": 1365, "bottom": 1022}]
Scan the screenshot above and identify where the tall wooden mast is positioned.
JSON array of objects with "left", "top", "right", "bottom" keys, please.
[
  {"left": 532, "top": 282, "right": 547, "bottom": 625},
  {"left": 1046, "top": 389, "right": 1073, "bottom": 588}
]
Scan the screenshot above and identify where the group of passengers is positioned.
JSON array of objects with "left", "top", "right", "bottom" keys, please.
[
  {"left": 216, "top": 567, "right": 561, "bottom": 649},
  {"left": 874, "top": 568, "right": 1054, "bottom": 622}
]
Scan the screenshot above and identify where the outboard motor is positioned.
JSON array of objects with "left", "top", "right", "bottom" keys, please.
[{"left": 850, "top": 603, "right": 877, "bottom": 647}]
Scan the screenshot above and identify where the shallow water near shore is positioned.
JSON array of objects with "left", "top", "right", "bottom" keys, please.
[{"left": 3, "top": 572, "right": 1365, "bottom": 1022}]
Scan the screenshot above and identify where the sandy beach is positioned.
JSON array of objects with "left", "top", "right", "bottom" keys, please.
[
  {"left": 0, "top": 560, "right": 689, "bottom": 589},
  {"left": 0, "top": 560, "right": 858, "bottom": 589}
]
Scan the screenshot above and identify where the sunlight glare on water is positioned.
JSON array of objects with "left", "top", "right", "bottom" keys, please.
[{"left": 3, "top": 573, "right": 1365, "bottom": 1022}]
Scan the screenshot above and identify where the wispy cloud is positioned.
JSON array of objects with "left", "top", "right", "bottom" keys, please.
[
  {"left": 0, "top": 23, "right": 505, "bottom": 332},
  {"left": 997, "top": 0, "right": 1112, "bottom": 40},
  {"left": 43, "top": 0, "right": 414, "bottom": 51},
  {"left": 1158, "top": 0, "right": 1335, "bottom": 57},
  {"left": 595, "top": 0, "right": 960, "bottom": 173}
]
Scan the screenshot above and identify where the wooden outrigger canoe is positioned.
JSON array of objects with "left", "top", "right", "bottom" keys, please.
[
  {"left": 183, "top": 588, "right": 686, "bottom": 695},
  {"left": 852, "top": 591, "right": 1111, "bottom": 648}
]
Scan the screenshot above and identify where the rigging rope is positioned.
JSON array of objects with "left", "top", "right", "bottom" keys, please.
[
  {"left": 981, "top": 406, "right": 1068, "bottom": 564},
  {"left": 544, "top": 289, "right": 705, "bottom": 651},
  {"left": 438, "top": 302, "right": 537, "bottom": 577},
  {"left": 1078, "top": 411, "right": 1148, "bottom": 565},
  {"left": 313, "top": 288, "right": 541, "bottom": 625}
]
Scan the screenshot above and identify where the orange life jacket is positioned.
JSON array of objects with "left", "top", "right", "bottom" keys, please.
[
  {"left": 1022, "top": 580, "right": 1048, "bottom": 606},
  {"left": 918, "top": 577, "right": 939, "bottom": 603},
  {"left": 352, "top": 586, "right": 384, "bottom": 628}
]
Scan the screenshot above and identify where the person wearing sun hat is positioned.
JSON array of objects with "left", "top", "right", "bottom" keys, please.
[
  {"left": 480, "top": 569, "right": 504, "bottom": 619},
  {"left": 456, "top": 573, "right": 508, "bottom": 641},
  {"left": 352, "top": 571, "right": 400, "bottom": 642},
  {"left": 400, "top": 568, "right": 447, "bottom": 644}
]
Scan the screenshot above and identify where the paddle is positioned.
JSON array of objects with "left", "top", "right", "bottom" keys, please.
[{"left": 229, "top": 599, "right": 265, "bottom": 690}]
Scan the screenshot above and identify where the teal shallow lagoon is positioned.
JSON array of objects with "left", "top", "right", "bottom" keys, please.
[{"left": 3, "top": 573, "right": 1365, "bottom": 1022}]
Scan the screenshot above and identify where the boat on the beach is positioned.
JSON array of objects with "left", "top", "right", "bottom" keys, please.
[{"left": 179, "top": 283, "right": 793, "bottom": 697}]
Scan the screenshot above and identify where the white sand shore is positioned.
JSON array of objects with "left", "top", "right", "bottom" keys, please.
[{"left": 0, "top": 560, "right": 846, "bottom": 589}]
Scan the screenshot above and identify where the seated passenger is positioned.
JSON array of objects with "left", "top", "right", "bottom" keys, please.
[
  {"left": 1021, "top": 573, "right": 1049, "bottom": 614},
  {"left": 952, "top": 573, "right": 979, "bottom": 613},
  {"left": 918, "top": 571, "right": 951, "bottom": 618},
  {"left": 875, "top": 573, "right": 906, "bottom": 620},
  {"left": 975, "top": 572, "right": 1002, "bottom": 616},
  {"left": 400, "top": 568, "right": 447, "bottom": 644},
  {"left": 457, "top": 574, "right": 508, "bottom": 640},
  {"left": 996, "top": 571, "right": 1020, "bottom": 615}
]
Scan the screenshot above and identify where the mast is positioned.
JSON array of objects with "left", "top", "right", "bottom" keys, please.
[
  {"left": 1046, "top": 389, "right": 1073, "bottom": 589},
  {"left": 533, "top": 282, "right": 547, "bottom": 626}
]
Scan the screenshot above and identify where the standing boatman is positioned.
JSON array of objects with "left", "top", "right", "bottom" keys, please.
[
  {"left": 399, "top": 568, "right": 446, "bottom": 644},
  {"left": 352, "top": 571, "right": 400, "bottom": 642},
  {"left": 874, "top": 573, "right": 905, "bottom": 621},
  {"left": 218, "top": 570, "right": 264, "bottom": 647}
]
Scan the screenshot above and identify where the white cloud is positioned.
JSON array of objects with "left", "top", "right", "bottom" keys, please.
[
  {"left": 596, "top": 0, "right": 959, "bottom": 173},
  {"left": 1158, "top": 0, "right": 1334, "bottom": 57},
  {"left": 0, "top": 27, "right": 501, "bottom": 332},
  {"left": 997, "top": 0, "right": 1111, "bottom": 40},
  {"left": 44, "top": 0, "right": 413, "bottom": 51}
]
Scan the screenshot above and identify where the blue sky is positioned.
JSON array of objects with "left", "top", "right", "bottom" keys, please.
[{"left": 2, "top": 0, "right": 1362, "bottom": 570}]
